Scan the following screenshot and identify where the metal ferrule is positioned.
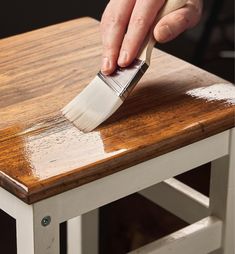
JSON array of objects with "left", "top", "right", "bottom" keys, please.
[{"left": 98, "top": 59, "right": 149, "bottom": 101}]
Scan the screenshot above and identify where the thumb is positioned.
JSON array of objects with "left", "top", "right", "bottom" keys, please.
[{"left": 154, "top": 2, "right": 202, "bottom": 43}]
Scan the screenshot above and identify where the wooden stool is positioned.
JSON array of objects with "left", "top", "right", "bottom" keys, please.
[{"left": 0, "top": 17, "right": 234, "bottom": 254}]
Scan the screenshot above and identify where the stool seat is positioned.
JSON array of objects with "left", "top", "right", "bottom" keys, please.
[{"left": 0, "top": 17, "right": 234, "bottom": 204}]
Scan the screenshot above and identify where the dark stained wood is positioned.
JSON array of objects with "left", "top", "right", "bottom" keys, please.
[{"left": 0, "top": 17, "right": 234, "bottom": 204}]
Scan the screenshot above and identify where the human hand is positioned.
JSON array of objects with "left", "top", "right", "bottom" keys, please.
[{"left": 100, "top": 0, "right": 202, "bottom": 75}]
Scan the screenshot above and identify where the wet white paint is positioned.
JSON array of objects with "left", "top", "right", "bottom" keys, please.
[{"left": 186, "top": 83, "right": 235, "bottom": 105}]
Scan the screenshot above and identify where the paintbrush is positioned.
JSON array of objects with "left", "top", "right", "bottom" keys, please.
[{"left": 62, "top": 0, "right": 187, "bottom": 132}]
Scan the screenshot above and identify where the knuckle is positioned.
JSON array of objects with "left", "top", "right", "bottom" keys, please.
[
  {"left": 188, "top": 0, "right": 203, "bottom": 16},
  {"left": 192, "top": 6, "right": 202, "bottom": 25},
  {"left": 110, "top": 15, "right": 124, "bottom": 25},
  {"left": 131, "top": 15, "right": 148, "bottom": 27},
  {"left": 186, "top": 1, "right": 203, "bottom": 27},
  {"left": 101, "top": 13, "right": 124, "bottom": 28},
  {"left": 175, "top": 14, "right": 190, "bottom": 27}
]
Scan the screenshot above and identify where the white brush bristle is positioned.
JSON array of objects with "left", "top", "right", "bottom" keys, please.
[{"left": 62, "top": 76, "right": 123, "bottom": 132}]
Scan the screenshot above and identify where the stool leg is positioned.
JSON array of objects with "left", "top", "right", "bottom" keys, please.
[
  {"left": 67, "top": 209, "right": 99, "bottom": 254},
  {"left": 16, "top": 206, "right": 34, "bottom": 254},
  {"left": 17, "top": 208, "right": 60, "bottom": 254},
  {"left": 33, "top": 199, "right": 61, "bottom": 254},
  {"left": 209, "top": 128, "right": 235, "bottom": 254},
  {"left": 0, "top": 188, "right": 35, "bottom": 254},
  {"left": 33, "top": 215, "right": 60, "bottom": 254},
  {"left": 67, "top": 216, "right": 82, "bottom": 254}
]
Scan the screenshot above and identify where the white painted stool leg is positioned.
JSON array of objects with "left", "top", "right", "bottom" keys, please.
[
  {"left": 209, "top": 128, "right": 235, "bottom": 254},
  {"left": 33, "top": 200, "right": 62, "bottom": 254},
  {"left": 16, "top": 206, "right": 35, "bottom": 254},
  {"left": 17, "top": 208, "right": 60, "bottom": 254},
  {"left": 33, "top": 214, "right": 60, "bottom": 254},
  {"left": 67, "top": 209, "right": 99, "bottom": 254},
  {"left": 0, "top": 187, "right": 60, "bottom": 254},
  {"left": 67, "top": 216, "right": 82, "bottom": 254},
  {"left": 0, "top": 188, "right": 35, "bottom": 254}
]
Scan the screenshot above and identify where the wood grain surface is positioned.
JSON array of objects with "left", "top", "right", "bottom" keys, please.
[{"left": 0, "top": 17, "right": 234, "bottom": 204}]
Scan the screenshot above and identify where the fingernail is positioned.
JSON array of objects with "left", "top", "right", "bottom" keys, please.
[
  {"left": 101, "top": 57, "right": 111, "bottom": 74},
  {"left": 156, "top": 25, "right": 172, "bottom": 43},
  {"left": 118, "top": 50, "right": 128, "bottom": 66}
]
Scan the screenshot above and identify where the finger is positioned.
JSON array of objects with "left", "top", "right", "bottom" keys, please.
[
  {"left": 118, "top": 0, "right": 165, "bottom": 67},
  {"left": 154, "top": 0, "right": 202, "bottom": 43},
  {"left": 100, "top": 0, "right": 136, "bottom": 75}
]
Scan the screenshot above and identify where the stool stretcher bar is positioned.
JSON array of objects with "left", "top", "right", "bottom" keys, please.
[
  {"left": 139, "top": 178, "right": 209, "bottom": 224},
  {"left": 128, "top": 216, "right": 222, "bottom": 254}
]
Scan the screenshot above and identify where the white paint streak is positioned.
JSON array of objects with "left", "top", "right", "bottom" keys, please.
[{"left": 186, "top": 83, "right": 235, "bottom": 104}]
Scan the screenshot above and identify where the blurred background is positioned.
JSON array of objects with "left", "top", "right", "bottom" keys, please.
[{"left": 0, "top": 0, "right": 234, "bottom": 253}]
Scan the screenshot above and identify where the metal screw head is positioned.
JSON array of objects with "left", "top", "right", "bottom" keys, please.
[{"left": 41, "top": 216, "right": 51, "bottom": 227}]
